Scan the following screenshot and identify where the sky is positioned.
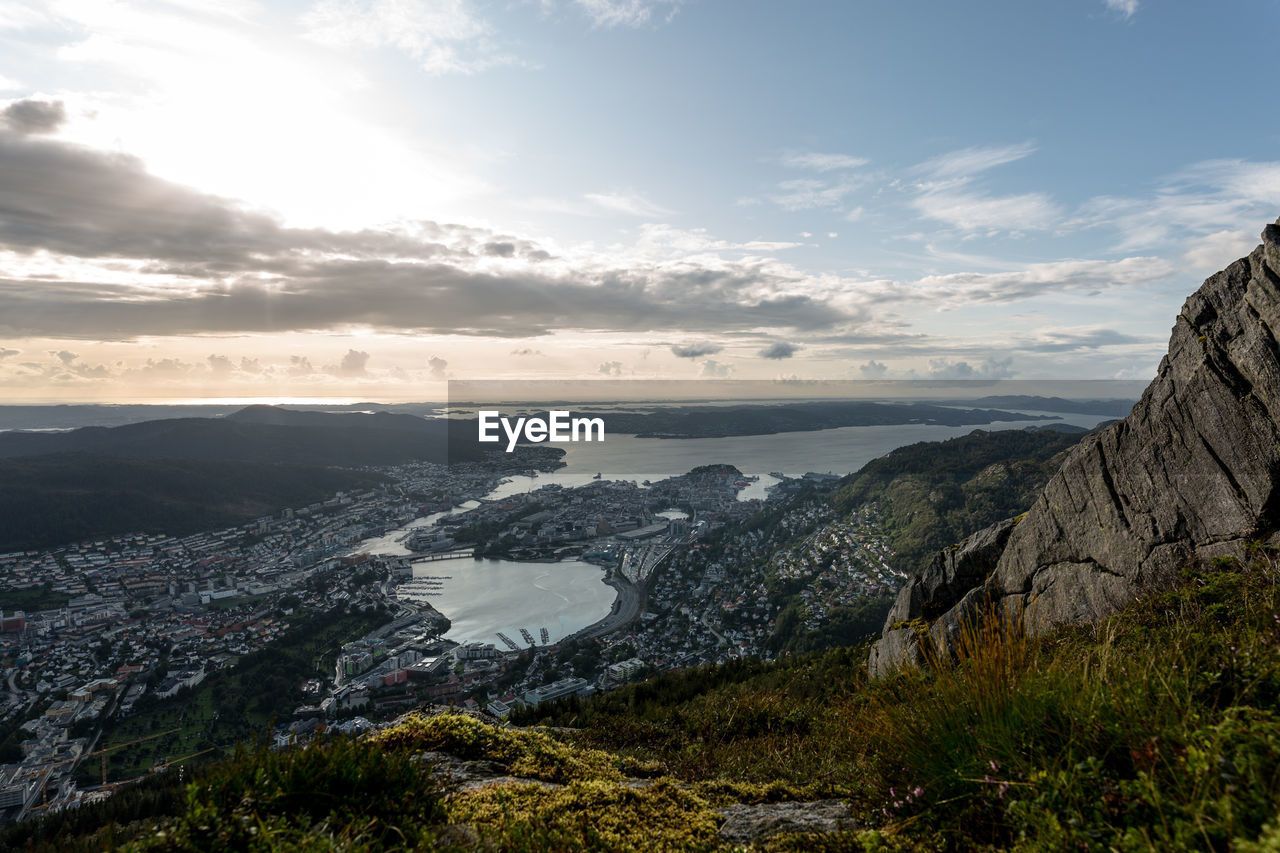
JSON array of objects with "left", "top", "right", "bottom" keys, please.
[{"left": 0, "top": 0, "right": 1277, "bottom": 402}]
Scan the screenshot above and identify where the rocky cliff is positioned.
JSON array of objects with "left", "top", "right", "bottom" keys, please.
[{"left": 870, "top": 218, "right": 1280, "bottom": 676}]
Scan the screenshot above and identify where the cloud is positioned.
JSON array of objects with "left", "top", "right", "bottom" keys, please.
[
  {"left": 239, "top": 357, "right": 262, "bottom": 373},
  {"left": 893, "top": 256, "right": 1176, "bottom": 306},
  {"left": 670, "top": 342, "right": 723, "bottom": 358},
  {"left": 0, "top": 347, "right": 18, "bottom": 359},
  {"left": 338, "top": 348, "right": 370, "bottom": 376},
  {"left": 758, "top": 341, "right": 799, "bottom": 359},
  {"left": 2, "top": 99, "right": 65, "bottom": 135},
  {"left": 1182, "top": 229, "right": 1259, "bottom": 271},
  {"left": 302, "top": 0, "right": 511, "bottom": 74},
  {"left": 428, "top": 355, "right": 448, "bottom": 378},
  {"left": 54, "top": 350, "right": 78, "bottom": 365},
  {"left": 585, "top": 191, "right": 671, "bottom": 218},
  {"left": 916, "top": 142, "right": 1038, "bottom": 180},
  {"left": 572, "top": 0, "right": 684, "bottom": 28},
  {"left": 1013, "top": 326, "right": 1154, "bottom": 353},
  {"left": 782, "top": 152, "right": 869, "bottom": 172},
  {"left": 699, "top": 359, "right": 731, "bottom": 377},
  {"left": 289, "top": 356, "right": 316, "bottom": 376},
  {"left": 510, "top": 347, "right": 543, "bottom": 356},
  {"left": 926, "top": 356, "right": 1014, "bottom": 379},
  {"left": 858, "top": 360, "right": 888, "bottom": 378},
  {"left": 770, "top": 179, "right": 860, "bottom": 212},
  {"left": 912, "top": 189, "right": 1061, "bottom": 232},
  {"left": 1103, "top": 0, "right": 1138, "bottom": 19},
  {"left": 598, "top": 360, "right": 624, "bottom": 376},
  {"left": 1075, "top": 159, "right": 1280, "bottom": 253},
  {"left": 0, "top": 128, "right": 865, "bottom": 340},
  {"left": 207, "top": 354, "right": 235, "bottom": 375}
]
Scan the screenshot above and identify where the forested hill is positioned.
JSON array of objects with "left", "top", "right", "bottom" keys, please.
[
  {"left": 0, "top": 453, "right": 385, "bottom": 552},
  {"left": 831, "top": 428, "right": 1087, "bottom": 574},
  {"left": 0, "top": 405, "right": 481, "bottom": 466}
]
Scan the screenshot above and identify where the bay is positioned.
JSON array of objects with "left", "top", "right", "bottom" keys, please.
[{"left": 357, "top": 414, "right": 1111, "bottom": 649}]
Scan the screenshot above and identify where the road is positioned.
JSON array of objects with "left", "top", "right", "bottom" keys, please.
[{"left": 568, "top": 575, "right": 642, "bottom": 641}]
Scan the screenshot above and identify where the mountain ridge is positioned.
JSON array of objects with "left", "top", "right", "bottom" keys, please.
[{"left": 871, "top": 216, "right": 1280, "bottom": 674}]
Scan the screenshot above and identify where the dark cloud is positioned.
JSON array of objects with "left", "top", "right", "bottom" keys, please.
[
  {"left": 0, "top": 347, "right": 18, "bottom": 359},
  {"left": 670, "top": 342, "right": 723, "bottom": 358},
  {"left": 758, "top": 341, "right": 799, "bottom": 359},
  {"left": 598, "top": 361, "right": 623, "bottom": 376},
  {"left": 53, "top": 350, "right": 78, "bottom": 365},
  {"left": 510, "top": 347, "right": 543, "bottom": 356},
  {"left": 1020, "top": 328, "right": 1149, "bottom": 352},
  {"left": 0, "top": 128, "right": 867, "bottom": 341},
  {"left": 483, "top": 241, "right": 515, "bottom": 257},
  {"left": 2, "top": 100, "right": 66, "bottom": 135}
]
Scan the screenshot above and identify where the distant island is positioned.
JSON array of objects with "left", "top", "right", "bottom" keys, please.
[{"left": 532, "top": 400, "right": 1061, "bottom": 439}]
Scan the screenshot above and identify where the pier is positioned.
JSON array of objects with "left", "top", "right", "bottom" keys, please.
[{"left": 414, "top": 548, "right": 474, "bottom": 562}]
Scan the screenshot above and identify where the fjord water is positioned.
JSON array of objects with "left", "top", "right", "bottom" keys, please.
[{"left": 358, "top": 414, "right": 1111, "bottom": 648}]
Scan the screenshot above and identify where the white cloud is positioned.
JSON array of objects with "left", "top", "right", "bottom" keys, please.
[
  {"left": 912, "top": 189, "right": 1061, "bottom": 232},
  {"left": 632, "top": 224, "right": 801, "bottom": 256},
  {"left": 916, "top": 142, "right": 1037, "bottom": 179},
  {"left": 598, "top": 360, "right": 624, "bottom": 376},
  {"left": 584, "top": 191, "right": 672, "bottom": 217},
  {"left": 1182, "top": 229, "right": 1259, "bottom": 272},
  {"left": 0, "top": 76, "right": 22, "bottom": 92},
  {"left": 699, "top": 358, "right": 731, "bottom": 377},
  {"left": 925, "top": 356, "right": 1014, "bottom": 379},
  {"left": 303, "top": 0, "right": 510, "bottom": 74},
  {"left": 0, "top": 2, "right": 49, "bottom": 31},
  {"left": 858, "top": 359, "right": 887, "bottom": 378},
  {"left": 572, "top": 0, "right": 684, "bottom": 28},
  {"left": 770, "top": 179, "right": 859, "bottom": 212},
  {"left": 1075, "top": 158, "right": 1280, "bottom": 252},
  {"left": 1104, "top": 0, "right": 1138, "bottom": 19},
  {"left": 782, "top": 151, "right": 869, "bottom": 172},
  {"left": 898, "top": 255, "right": 1174, "bottom": 306}
]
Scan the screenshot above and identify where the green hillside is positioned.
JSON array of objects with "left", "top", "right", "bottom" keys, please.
[
  {"left": 831, "top": 429, "right": 1084, "bottom": 573},
  {"left": 10, "top": 549, "right": 1280, "bottom": 851}
]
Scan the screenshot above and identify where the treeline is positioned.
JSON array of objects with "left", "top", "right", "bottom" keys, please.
[{"left": 0, "top": 453, "right": 385, "bottom": 552}]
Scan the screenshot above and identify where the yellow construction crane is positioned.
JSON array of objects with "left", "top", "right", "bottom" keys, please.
[
  {"left": 22, "top": 727, "right": 186, "bottom": 815},
  {"left": 95, "top": 727, "right": 183, "bottom": 786}
]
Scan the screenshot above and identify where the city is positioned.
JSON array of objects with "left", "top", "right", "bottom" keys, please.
[{"left": 0, "top": 456, "right": 903, "bottom": 821}]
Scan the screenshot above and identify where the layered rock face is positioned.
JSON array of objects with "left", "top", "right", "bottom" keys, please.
[{"left": 870, "top": 219, "right": 1280, "bottom": 676}]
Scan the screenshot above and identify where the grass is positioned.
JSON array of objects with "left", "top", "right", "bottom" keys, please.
[{"left": 19, "top": 549, "right": 1280, "bottom": 850}]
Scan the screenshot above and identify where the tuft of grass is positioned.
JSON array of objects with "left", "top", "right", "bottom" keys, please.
[{"left": 123, "top": 734, "right": 447, "bottom": 851}]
